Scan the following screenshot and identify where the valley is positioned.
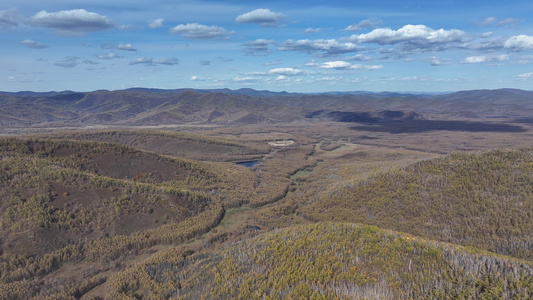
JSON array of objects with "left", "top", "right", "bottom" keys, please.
[{"left": 2, "top": 88, "right": 533, "bottom": 299}]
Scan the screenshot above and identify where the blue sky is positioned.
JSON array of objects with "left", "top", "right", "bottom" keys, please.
[{"left": 1, "top": 0, "right": 533, "bottom": 93}]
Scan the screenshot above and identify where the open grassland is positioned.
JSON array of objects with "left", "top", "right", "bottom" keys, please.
[{"left": 38, "top": 129, "right": 269, "bottom": 162}]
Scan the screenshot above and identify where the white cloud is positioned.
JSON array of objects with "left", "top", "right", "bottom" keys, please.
[
  {"left": 29, "top": 9, "right": 114, "bottom": 36},
  {"left": 96, "top": 53, "right": 123, "bottom": 59},
  {"left": 169, "top": 23, "right": 234, "bottom": 39},
  {"left": 317, "top": 61, "right": 383, "bottom": 70},
  {"left": 129, "top": 57, "right": 154, "bottom": 65},
  {"left": 344, "top": 18, "right": 382, "bottom": 31},
  {"left": 461, "top": 54, "right": 509, "bottom": 64},
  {"left": 504, "top": 35, "right": 533, "bottom": 51},
  {"left": 233, "top": 76, "right": 257, "bottom": 82},
  {"left": 148, "top": 18, "right": 164, "bottom": 29},
  {"left": 55, "top": 56, "right": 80, "bottom": 68},
  {"left": 101, "top": 43, "right": 137, "bottom": 51},
  {"left": 129, "top": 57, "right": 179, "bottom": 66},
  {"left": 243, "top": 39, "right": 275, "bottom": 55},
  {"left": 268, "top": 68, "right": 305, "bottom": 76},
  {"left": 0, "top": 9, "right": 21, "bottom": 30},
  {"left": 346, "top": 24, "right": 466, "bottom": 50},
  {"left": 118, "top": 43, "right": 137, "bottom": 51},
  {"left": 482, "top": 17, "right": 520, "bottom": 27},
  {"left": 319, "top": 61, "right": 351, "bottom": 69},
  {"left": 279, "top": 39, "right": 363, "bottom": 56},
  {"left": 351, "top": 64, "right": 383, "bottom": 70},
  {"left": 429, "top": 56, "right": 450, "bottom": 66},
  {"left": 344, "top": 54, "right": 370, "bottom": 61},
  {"left": 155, "top": 58, "right": 179, "bottom": 65},
  {"left": 54, "top": 56, "right": 98, "bottom": 68},
  {"left": 191, "top": 76, "right": 208, "bottom": 81},
  {"left": 304, "top": 28, "right": 323, "bottom": 34},
  {"left": 235, "top": 8, "right": 287, "bottom": 26},
  {"left": 516, "top": 72, "right": 533, "bottom": 80},
  {"left": 119, "top": 24, "right": 141, "bottom": 31},
  {"left": 20, "top": 39, "right": 48, "bottom": 49}
]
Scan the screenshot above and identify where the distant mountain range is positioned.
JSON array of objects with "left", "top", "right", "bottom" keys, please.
[{"left": 2, "top": 88, "right": 533, "bottom": 128}]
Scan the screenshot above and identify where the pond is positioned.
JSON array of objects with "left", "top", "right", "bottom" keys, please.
[{"left": 235, "top": 160, "right": 260, "bottom": 168}]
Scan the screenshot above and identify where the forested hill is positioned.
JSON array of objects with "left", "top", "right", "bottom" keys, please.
[
  {"left": 2, "top": 88, "right": 533, "bottom": 129},
  {"left": 105, "top": 223, "right": 533, "bottom": 299}
]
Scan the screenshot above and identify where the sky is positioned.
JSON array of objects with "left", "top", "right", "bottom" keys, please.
[{"left": 1, "top": 0, "right": 533, "bottom": 93}]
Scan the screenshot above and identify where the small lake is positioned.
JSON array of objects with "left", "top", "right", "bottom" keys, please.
[{"left": 235, "top": 160, "right": 260, "bottom": 168}]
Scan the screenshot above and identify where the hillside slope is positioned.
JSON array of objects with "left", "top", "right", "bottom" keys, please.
[
  {"left": 3, "top": 88, "right": 533, "bottom": 129},
  {"left": 40, "top": 130, "right": 269, "bottom": 162},
  {"left": 0, "top": 137, "right": 257, "bottom": 299},
  {"left": 300, "top": 148, "right": 533, "bottom": 261},
  {"left": 105, "top": 222, "right": 533, "bottom": 299}
]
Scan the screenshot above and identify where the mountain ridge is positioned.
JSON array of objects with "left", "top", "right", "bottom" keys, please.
[{"left": 2, "top": 88, "right": 533, "bottom": 130}]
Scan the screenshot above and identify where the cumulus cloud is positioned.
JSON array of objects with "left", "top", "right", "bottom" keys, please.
[
  {"left": 318, "top": 61, "right": 383, "bottom": 70},
  {"left": 233, "top": 76, "right": 258, "bottom": 83},
  {"left": 29, "top": 9, "right": 114, "bottom": 36},
  {"left": 101, "top": 43, "right": 137, "bottom": 51},
  {"left": 504, "top": 35, "right": 533, "bottom": 51},
  {"left": 516, "top": 72, "right": 533, "bottom": 80},
  {"left": 279, "top": 39, "right": 363, "bottom": 56},
  {"left": 0, "top": 9, "right": 21, "bottom": 30},
  {"left": 118, "top": 44, "right": 137, "bottom": 51},
  {"left": 344, "top": 54, "right": 371, "bottom": 61},
  {"left": 482, "top": 17, "right": 520, "bottom": 27},
  {"left": 304, "top": 28, "right": 323, "bottom": 34},
  {"left": 461, "top": 54, "right": 509, "bottom": 64},
  {"left": 267, "top": 67, "right": 306, "bottom": 76},
  {"left": 54, "top": 56, "right": 98, "bottom": 68},
  {"left": 20, "top": 39, "right": 48, "bottom": 49},
  {"left": 235, "top": 8, "right": 287, "bottom": 26},
  {"left": 129, "top": 57, "right": 154, "bottom": 65},
  {"left": 155, "top": 58, "right": 179, "bottom": 65},
  {"left": 148, "top": 18, "right": 164, "bottom": 29},
  {"left": 118, "top": 24, "right": 142, "bottom": 31},
  {"left": 129, "top": 57, "right": 179, "bottom": 66},
  {"left": 319, "top": 61, "right": 351, "bottom": 69},
  {"left": 351, "top": 64, "right": 383, "bottom": 70},
  {"left": 429, "top": 56, "right": 446, "bottom": 66},
  {"left": 55, "top": 56, "right": 80, "bottom": 68},
  {"left": 191, "top": 76, "right": 208, "bottom": 81},
  {"left": 96, "top": 53, "right": 123, "bottom": 59},
  {"left": 345, "top": 24, "right": 466, "bottom": 51},
  {"left": 344, "top": 18, "right": 382, "bottom": 31},
  {"left": 243, "top": 39, "right": 275, "bottom": 55},
  {"left": 169, "top": 23, "right": 234, "bottom": 39}
]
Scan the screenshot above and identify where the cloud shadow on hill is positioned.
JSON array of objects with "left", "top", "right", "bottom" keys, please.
[{"left": 348, "top": 120, "right": 525, "bottom": 133}]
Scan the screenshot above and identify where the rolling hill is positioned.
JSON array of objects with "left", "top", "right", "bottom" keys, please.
[
  {"left": 105, "top": 223, "right": 533, "bottom": 299},
  {"left": 3, "top": 87, "right": 533, "bottom": 299},
  {"left": 2, "top": 88, "right": 533, "bottom": 130}
]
